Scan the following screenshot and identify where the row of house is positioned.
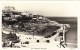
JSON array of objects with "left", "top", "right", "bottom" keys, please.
[{"left": 2, "top": 6, "right": 46, "bottom": 22}]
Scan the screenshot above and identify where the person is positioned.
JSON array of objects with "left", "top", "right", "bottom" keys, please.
[
  {"left": 2, "top": 41, "right": 6, "bottom": 47},
  {"left": 9, "top": 41, "right": 13, "bottom": 47},
  {"left": 57, "top": 36, "right": 66, "bottom": 48},
  {"left": 36, "top": 40, "right": 39, "bottom": 43}
]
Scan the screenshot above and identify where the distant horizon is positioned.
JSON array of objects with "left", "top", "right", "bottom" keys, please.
[{"left": 44, "top": 16, "right": 77, "bottom": 17}]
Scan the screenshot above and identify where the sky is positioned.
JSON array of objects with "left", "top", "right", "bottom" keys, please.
[{"left": 2, "top": 1, "right": 79, "bottom": 17}]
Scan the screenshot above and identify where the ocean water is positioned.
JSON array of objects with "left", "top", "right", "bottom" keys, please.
[{"left": 47, "top": 17, "right": 77, "bottom": 44}]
